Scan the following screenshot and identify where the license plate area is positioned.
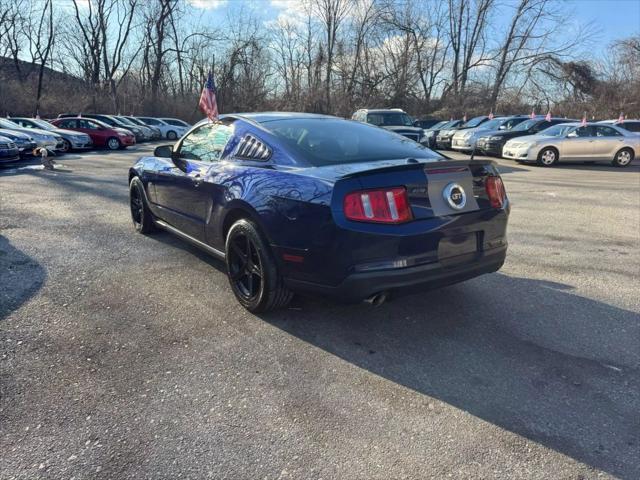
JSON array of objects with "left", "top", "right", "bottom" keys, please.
[{"left": 438, "top": 233, "right": 479, "bottom": 267}]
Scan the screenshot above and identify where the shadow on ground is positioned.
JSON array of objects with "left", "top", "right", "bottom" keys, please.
[
  {"left": 0, "top": 235, "right": 46, "bottom": 322},
  {"left": 148, "top": 228, "right": 639, "bottom": 478}
]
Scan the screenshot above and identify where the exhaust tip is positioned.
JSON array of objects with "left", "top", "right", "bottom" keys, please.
[{"left": 364, "top": 291, "right": 388, "bottom": 307}]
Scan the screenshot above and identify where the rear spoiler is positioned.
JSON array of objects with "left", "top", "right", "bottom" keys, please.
[{"left": 339, "top": 158, "right": 497, "bottom": 180}]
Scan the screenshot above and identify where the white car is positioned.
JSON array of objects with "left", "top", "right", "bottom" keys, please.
[
  {"left": 136, "top": 117, "right": 189, "bottom": 140},
  {"left": 502, "top": 122, "right": 639, "bottom": 167}
]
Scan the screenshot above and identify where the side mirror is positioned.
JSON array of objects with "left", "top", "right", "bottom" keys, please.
[{"left": 153, "top": 144, "right": 173, "bottom": 158}]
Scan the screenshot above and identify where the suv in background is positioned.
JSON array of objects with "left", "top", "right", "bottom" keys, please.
[
  {"left": 352, "top": 108, "right": 426, "bottom": 144},
  {"left": 476, "top": 117, "right": 576, "bottom": 157}
]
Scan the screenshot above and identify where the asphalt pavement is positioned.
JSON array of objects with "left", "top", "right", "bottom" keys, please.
[{"left": 1, "top": 145, "right": 639, "bottom": 479}]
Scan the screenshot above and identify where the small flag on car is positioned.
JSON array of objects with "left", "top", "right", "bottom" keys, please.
[
  {"left": 199, "top": 71, "right": 219, "bottom": 121},
  {"left": 616, "top": 112, "right": 625, "bottom": 123},
  {"left": 545, "top": 111, "right": 551, "bottom": 122},
  {"left": 35, "top": 110, "right": 41, "bottom": 120},
  {"left": 463, "top": 113, "right": 467, "bottom": 122},
  {"left": 530, "top": 109, "right": 535, "bottom": 119},
  {"left": 580, "top": 112, "right": 587, "bottom": 127},
  {"left": 488, "top": 111, "right": 494, "bottom": 120}
]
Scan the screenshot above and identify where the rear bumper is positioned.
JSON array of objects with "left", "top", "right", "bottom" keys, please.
[{"left": 285, "top": 245, "right": 506, "bottom": 302}]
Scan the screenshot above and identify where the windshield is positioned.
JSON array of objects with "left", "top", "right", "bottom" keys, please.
[
  {"left": 477, "top": 118, "right": 502, "bottom": 130},
  {"left": 366, "top": 112, "right": 413, "bottom": 127},
  {"left": 139, "top": 118, "right": 160, "bottom": 126},
  {"left": 267, "top": 118, "right": 442, "bottom": 167},
  {"left": 29, "top": 119, "right": 55, "bottom": 130},
  {"left": 538, "top": 124, "right": 575, "bottom": 137},
  {"left": 430, "top": 121, "right": 447, "bottom": 130},
  {"left": 0, "top": 118, "right": 20, "bottom": 129},
  {"left": 461, "top": 116, "right": 486, "bottom": 128},
  {"left": 117, "top": 117, "right": 135, "bottom": 125},
  {"left": 125, "top": 117, "right": 144, "bottom": 126},
  {"left": 512, "top": 119, "right": 539, "bottom": 131}
]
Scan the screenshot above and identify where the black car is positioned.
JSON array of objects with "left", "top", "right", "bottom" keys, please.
[
  {"left": 435, "top": 116, "right": 490, "bottom": 150},
  {"left": 476, "top": 117, "right": 577, "bottom": 157},
  {"left": 352, "top": 109, "right": 425, "bottom": 143},
  {"left": 422, "top": 120, "right": 462, "bottom": 148},
  {"left": 413, "top": 118, "right": 442, "bottom": 129}
]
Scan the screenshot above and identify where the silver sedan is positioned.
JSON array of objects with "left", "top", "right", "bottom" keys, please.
[{"left": 502, "top": 122, "right": 639, "bottom": 167}]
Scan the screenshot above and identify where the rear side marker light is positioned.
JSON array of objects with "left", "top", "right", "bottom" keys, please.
[
  {"left": 485, "top": 176, "right": 507, "bottom": 209},
  {"left": 344, "top": 187, "right": 412, "bottom": 224}
]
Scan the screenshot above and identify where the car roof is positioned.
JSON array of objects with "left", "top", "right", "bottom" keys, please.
[{"left": 225, "top": 112, "right": 336, "bottom": 124}]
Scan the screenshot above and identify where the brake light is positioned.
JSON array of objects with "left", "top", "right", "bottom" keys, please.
[
  {"left": 485, "top": 176, "right": 506, "bottom": 209},
  {"left": 343, "top": 187, "right": 412, "bottom": 223}
]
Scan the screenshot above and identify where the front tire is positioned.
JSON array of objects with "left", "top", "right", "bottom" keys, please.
[
  {"left": 167, "top": 131, "right": 178, "bottom": 140},
  {"left": 107, "top": 137, "right": 121, "bottom": 150},
  {"left": 225, "top": 219, "right": 293, "bottom": 313},
  {"left": 612, "top": 148, "right": 634, "bottom": 167},
  {"left": 129, "top": 177, "right": 157, "bottom": 234},
  {"left": 61, "top": 139, "right": 71, "bottom": 153},
  {"left": 537, "top": 147, "right": 558, "bottom": 167}
]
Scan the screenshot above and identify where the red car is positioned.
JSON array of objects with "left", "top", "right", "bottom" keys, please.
[{"left": 51, "top": 117, "right": 136, "bottom": 150}]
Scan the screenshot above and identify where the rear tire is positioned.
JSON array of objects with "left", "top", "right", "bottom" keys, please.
[
  {"left": 129, "top": 177, "right": 157, "bottom": 234},
  {"left": 537, "top": 147, "right": 558, "bottom": 167},
  {"left": 612, "top": 148, "right": 634, "bottom": 167},
  {"left": 225, "top": 219, "right": 293, "bottom": 313},
  {"left": 107, "top": 137, "right": 120, "bottom": 150},
  {"left": 167, "top": 131, "right": 178, "bottom": 140}
]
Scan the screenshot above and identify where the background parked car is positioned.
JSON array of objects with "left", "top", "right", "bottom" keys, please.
[
  {"left": 476, "top": 116, "right": 575, "bottom": 156},
  {"left": 159, "top": 118, "right": 191, "bottom": 129},
  {"left": 435, "top": 116, "right": 490, "bottom": 150},
  {"left": 413, "top": 117, "right": 442, "bottom": 129},
  {"left": 114, "top": 116, "right": 154, "bottom": 141},
  {"left": 451, "top": 115, "right": 529, "bottom": 153},
  {"left": 502, "top": 122, "right": 639, "bottom": 167},
  {"left": 10, "top": 117, "right": 92, "bottom": 152},
  {"left": 0, "top": 118, "right": 64, "bottom": 153},
  {"left": 58, "top": 114, "right": 145, "bottom": 142},
  {"left": 422, "top": 119, "right": 462, "bottom": 149},
  {"left": 0, "top": 135, "right": 20, "bottom": 163},
  {"left": 0, "top": 129, "right": 37, "bottom": 157},
  {"left": 598, "top": 119, "right": 640, "bottom": 134},
  {"left": 351, "top": 108, "right": 426, "bottom": 143},
  {"left": 136, "top": 117, "right": 187, "bottom": 140},
  {"left": 123, "top": 116, "right": 161, "bottom": 139},
  {"left": 51, "top": 117, "right": 136, "bottom": 150}
]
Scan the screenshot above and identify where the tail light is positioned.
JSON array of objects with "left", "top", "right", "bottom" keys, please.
[
  {"left": 485, "top": 176, "right": 507, "bottom": 209},
  {"left": 343, "top": 187, "right": 412, "bottom": 224}
]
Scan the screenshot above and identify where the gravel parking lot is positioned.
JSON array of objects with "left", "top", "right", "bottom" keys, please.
[{"left": 1, "top": 145, "right": 639, "bottom": 479}]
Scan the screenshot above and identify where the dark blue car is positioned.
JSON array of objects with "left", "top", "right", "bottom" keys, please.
[
  {"left": 0, "top": 135, "right": 20, "bottom": 163},
  {"left": 129, "top": 113, "right": 509, "bottom": 312}
]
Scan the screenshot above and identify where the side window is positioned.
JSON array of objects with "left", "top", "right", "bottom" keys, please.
[
  {"left": 622, "top": 122, "right": 640, "bottom": 132},
  {"left": 533, "top": 121, "right": 550, "bottom": 132},
  {"left": 570, "top": 126, "right": 592, "bottom": 137},
  {"left": 178, "top": 123, "right": 234, "bottom": 163},
  {"left": 595, "top": 125, "right": 622, "bottom": 137},
  {"left": 78, "top": 119, "right": 99, "bottom": 130},
  {"left": 59, "top": 119, "right": 77, "bottom": 129}
]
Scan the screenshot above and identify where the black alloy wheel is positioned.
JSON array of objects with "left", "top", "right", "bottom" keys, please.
[
  {"left": 129, "top": 177, "right": 156, "bottom": 234},
  {"left": 225, "top": 219, "right": 293, "bottom": 313}
]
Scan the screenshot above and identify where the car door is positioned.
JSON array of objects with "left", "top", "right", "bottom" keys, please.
[
  {"left": 153, "top": 122, "right": 235, "bottom": 241},
  {"left": 77, "top": 119, "right": 105, "bottom": 146},
  {"left": 593, "top": 125, "right": 625, "bottom": 159},
  {"left": 561, "top": 126, "right": 594, "bottom": 161}
]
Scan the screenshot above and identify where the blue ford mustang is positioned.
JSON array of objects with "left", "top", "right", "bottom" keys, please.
[{"left": 129, "top": 113, "right": 509, "bottom": 312}]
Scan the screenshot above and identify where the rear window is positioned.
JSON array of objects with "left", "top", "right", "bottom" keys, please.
[
  {"left": 265, "top": 118, "right": 442, "bottom": 167},
  {"left": 366, "top": 112, "right": 413, "bottom": 127}
]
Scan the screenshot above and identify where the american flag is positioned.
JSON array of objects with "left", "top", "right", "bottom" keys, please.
[
  {"left": 545, "top": 111, "right": 551, "bottom": 122},
  {"left": 488, "top": 111, "right": 494, "bottom": 120},
  {"left": 616, "top": 112, "right": 625, "bottom": 123},
  {"left": 580, "top": 112, "right": 587, "bottom": 127},
  {"left": 463, "top": 113, "right": 467, "bottom": 122},
  {"left": 530, "top": 109, "right": 535, "bottom": 119},
  {"left": 199, "top": 72, "right": 219, "bottom": 120}
]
